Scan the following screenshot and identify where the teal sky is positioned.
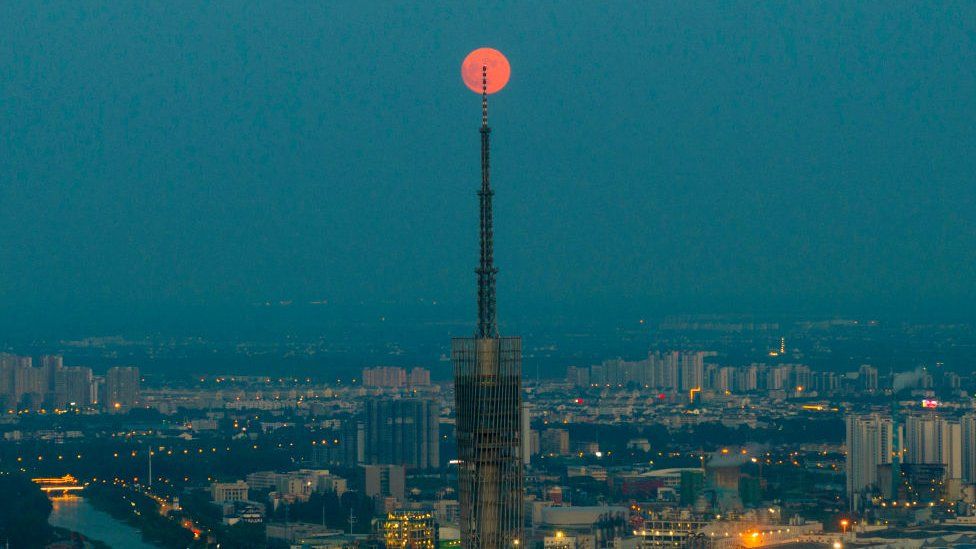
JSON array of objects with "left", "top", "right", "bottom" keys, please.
[{"left": 1, "top": 2, "right": 974, "bottom": 335}]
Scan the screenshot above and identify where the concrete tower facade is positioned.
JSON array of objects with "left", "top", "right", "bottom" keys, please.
[
  {"left": 905, "top": 413, "right": 962, "bottom": 480},
  {"left": 452, "top": 61, "right": 523, "bottom": 549},
  {"left": 961, "top": 414, "right": 976, "bottom": 483},
  {"left": 846, "top": 413, "right": 895, "bottom": 510}
]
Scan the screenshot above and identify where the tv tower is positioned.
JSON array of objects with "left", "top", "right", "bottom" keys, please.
[{"left": 452, "top": 48, "right": 523, "bottom": 549}]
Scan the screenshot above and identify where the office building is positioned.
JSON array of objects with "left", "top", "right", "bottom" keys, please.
[
  {"left": 365, "top": 397, "right": 439, "bottom": 469},
  {"left": 362, "top": 464, "right": 406, "bottom": 502},
  {"left": 383, "top": 511, "right": 439, "bottom": 549},
  {"left": 211, "top": 481, "right": 249, "bottom": 503},
  {"left": 246, "top": 469, "right": 347, "bottom": 501}
]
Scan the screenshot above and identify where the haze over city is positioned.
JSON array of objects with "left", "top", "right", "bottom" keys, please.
[
  {"left": 1, "top": 3, "right": 976, "bottom": 549},
  {"left": 3, "top": 2, "right": 974, "bottom": 340}
]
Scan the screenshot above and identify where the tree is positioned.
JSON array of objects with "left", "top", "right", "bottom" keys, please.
[{"left": 0, "top": 473, "right": 53, "bottom": 548}]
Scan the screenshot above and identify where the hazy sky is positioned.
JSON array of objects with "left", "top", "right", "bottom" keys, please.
[{"left": 1, "top": 2, "right": 974, "bottom": 334}]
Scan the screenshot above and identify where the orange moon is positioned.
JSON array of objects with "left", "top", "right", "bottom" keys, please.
[{"left": 461, "top": 48, "right": 510, "bottom": 94}]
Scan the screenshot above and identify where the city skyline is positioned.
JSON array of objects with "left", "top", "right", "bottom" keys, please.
[{"left": 2, "top": 3, "right": 976, "bottom": 548}]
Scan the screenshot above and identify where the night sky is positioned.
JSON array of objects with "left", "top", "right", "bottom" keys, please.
[{"left": 1, "top": 2, "right": 974, "bottom": 336}]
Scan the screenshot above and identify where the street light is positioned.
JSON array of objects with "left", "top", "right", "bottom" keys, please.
[{"left": 840, "top": 519, "right": 849, "bottom": 535}]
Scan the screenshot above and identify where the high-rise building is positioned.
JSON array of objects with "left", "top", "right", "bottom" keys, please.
[
  {"left": 790, "top": 365, "right": 812, "bottom": 392},
  {"left": 572, "top": 351, "right": 720, "bottom": 391},
  {"left": 452, "top": 51, "right": 523, "bottom": 549},
  {"left": 408, "top": 367, "right": 431, "bottom": 387},
  {"left": 2, "top": 355, "right": 26, "bottom": 408},
  {"left": 363, "top": 366, "right": 408, "bottom": 388},
  {"left": 383, "top": 511, "right": 439, "bottom": 549},
  {"left": 521, "top": 403, "right": 532, "bottom": 465},
  {"left": 644, "top": 352, "right": 670, "bottom": 390},
  {"left": 735, "top": 364, "right": 759, "bottom": 392},
  {"left": 943, "top": 372, "right": 962, "bottom": 390},
  {"left": 37, "top": 354, "right": 63, "bottom": 404},
  {"left": 540, "top": 429, "right": 570, "bottom": 457},
  {"left": 565, "top": 366, "right": 590, "bottom": 387},
  {"left": 311, "top": 419, "right": 361, "bottom": 468},
  {"left": 893, "top": 463, "right": 947, "bottom": 504},
  {"left": 715, "top": 367, "right": 735, "bottom": 393},
  {"left": 763, "top": 365, "right": 789, "bottom": 391},
  {"left": 846, "top": 413, "right": 895, "bottom": 510},
  {"left": 659, "top": 352, "right": 680, "bottom": 391},
  {"left": 0, "top": 355, "right": 15, "bottom": 408},
  {"left": 904, "top": 414, "right": 962, "bottom": 480},
  {"left": 364, "top": 398, "right": 439, "bottom": 469},
  {"left": 54, "top": 366, "right": 94, "bottom": 408},
  {"left": 600, "top": 358, "right": 644, "bottom": 387},
  {"left": 105, "top": 366, "right": 140, "bottom": 411},
  {"left": 362, "top": 366, "right": 432, "bottom": 388},
  {"left": 362, "top": 464, "right": 406, "bottom": 502},
  {"left": 679, "top": 352, "right": 705, "bottom": 391},
  {"left": 0, "top": 354, "right": 61, "bottom": 410},
  {"left": 812, "top": 371, "right": 838, "bottom": 394},
  {"left": 962, "top": 414, "right": 976, "bottom": 483},
  {"left": 859, "top": 365, "right": 879, "bottom": 392}
]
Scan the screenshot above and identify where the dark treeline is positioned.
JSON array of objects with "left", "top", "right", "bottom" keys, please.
[
  {"left": 0, "top": 473, "right": 53, "bottom": 548},
  {"left": 85, "top": 484, "right": 199, "bottom": 548}
]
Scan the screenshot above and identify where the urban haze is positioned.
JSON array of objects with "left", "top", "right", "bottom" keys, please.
[{"left": 1, "top": 2, "right": 975, "bottom": 549}]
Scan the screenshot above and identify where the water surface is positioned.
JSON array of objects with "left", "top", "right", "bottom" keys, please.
[{"left": 48, "top": 496, "right": 159, "bottom": 549}]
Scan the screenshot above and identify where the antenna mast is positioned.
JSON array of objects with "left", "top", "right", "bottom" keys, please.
[{"left": 476, "top": 64, "right": 498, "bottom": 338}]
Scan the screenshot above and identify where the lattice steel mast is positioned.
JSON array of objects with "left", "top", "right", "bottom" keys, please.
[{"left": 477, "top": 65, "right": 499, "bottom": 338}]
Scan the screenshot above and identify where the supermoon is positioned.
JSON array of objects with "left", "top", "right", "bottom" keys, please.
[{"left": 461, "top": 48, "right": 510, "bottom": 94}]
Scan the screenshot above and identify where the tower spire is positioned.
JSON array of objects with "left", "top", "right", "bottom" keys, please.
[{"left": 476, "top": 64, "right": 498, "bottom": 338}]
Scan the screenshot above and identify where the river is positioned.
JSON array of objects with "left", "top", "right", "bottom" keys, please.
[{"left": 48, "top": 496, "right": 160, "bottom": 549}]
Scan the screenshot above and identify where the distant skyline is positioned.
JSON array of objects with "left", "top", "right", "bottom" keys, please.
[{"left": 2, "top": 2, "right": 975, "bottom": 336}]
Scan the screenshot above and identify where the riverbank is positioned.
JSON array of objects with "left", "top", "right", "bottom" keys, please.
[
  {"left": 82, "top": 485, "right": 198, "bottom": 548},
  {"left": 48, "top": 526, "right": 111, "bottom": 549}
]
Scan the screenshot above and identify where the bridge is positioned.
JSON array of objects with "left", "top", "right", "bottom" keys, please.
[{"left": 32, "top": 475, "right": 85, "bottom": 494}]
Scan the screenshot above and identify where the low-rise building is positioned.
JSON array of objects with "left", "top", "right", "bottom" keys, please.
[{"left": 211, "top": 480, "right": 249, "bottom": 503}]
